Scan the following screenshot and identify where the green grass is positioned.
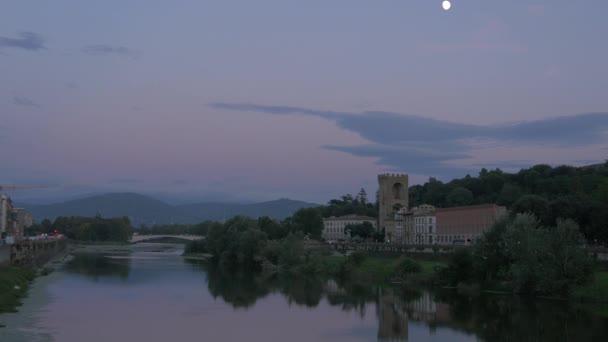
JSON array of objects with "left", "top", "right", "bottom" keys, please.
[
  {"left": 0, "top": 267, "right": 35, "bottom": 313},
  {"left": 182, "top": 253, "right": 213, "bottom": 260},
  {"left": 574, "top": 271, "right": 608, "bottom": 302},
  {"left": 316, "top": 255, "right": 447, "bottom": 285}
]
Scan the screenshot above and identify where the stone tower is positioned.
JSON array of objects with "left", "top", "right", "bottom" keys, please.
[{"left": 378, "top": 173, "right": 409, "bottom": 242}]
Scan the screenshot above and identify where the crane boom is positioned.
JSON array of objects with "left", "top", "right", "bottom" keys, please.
[{"left": 0, "top": 185, "right": 51, "bottom": 191}]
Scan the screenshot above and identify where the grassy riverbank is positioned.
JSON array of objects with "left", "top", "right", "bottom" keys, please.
[
  {"left": 268, "top": 253, "right": 448, "bottom": 287},
  {"left": 182, "top": 252, "right": 213, "bottom": 260},
  {"left": 0, "top": 267, "right": 35, "bottom": 314},
  {"left": 574, "top": 271, "right": 608, "bottom": 303}
]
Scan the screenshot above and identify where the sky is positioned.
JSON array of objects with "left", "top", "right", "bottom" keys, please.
[{"left": 1, "top": 0, "right": 607, "bottom": 204}]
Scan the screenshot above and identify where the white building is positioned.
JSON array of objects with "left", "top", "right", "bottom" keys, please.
[
  {"left": 393, "top": 208, "right": 410, "bottom": 244},
  {"left": 413, "top": 208, "right": 436, "bottom": 245},
  {"left": 394, "top": 204, "right": 436, "bottom": 245},
  {"left": 322, "top": 214, "right": 377, "bottom": 241}
]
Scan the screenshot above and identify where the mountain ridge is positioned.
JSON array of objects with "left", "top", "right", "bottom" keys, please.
[{"left": 17, "top": 192, "right": 320, "bottom": 226}]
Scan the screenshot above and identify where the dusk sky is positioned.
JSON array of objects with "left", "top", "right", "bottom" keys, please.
[{"left": 2, "top": 0, "right": 607, "bottom": 204}]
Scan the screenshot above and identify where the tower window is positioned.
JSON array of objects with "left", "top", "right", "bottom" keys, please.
[{"left": 392, "top": 182, "right": 403, "bottom": 200}]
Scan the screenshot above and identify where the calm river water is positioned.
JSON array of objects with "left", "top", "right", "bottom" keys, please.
[{"left": 1, "top": 243, "right": 608, "bottom": 342}]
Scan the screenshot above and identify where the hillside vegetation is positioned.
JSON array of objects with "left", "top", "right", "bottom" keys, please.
[{"left": 409, "top": 162, "right": 608, "bottom": 243}]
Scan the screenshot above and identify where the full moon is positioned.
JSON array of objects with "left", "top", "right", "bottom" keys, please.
[{"left": 442, "top": 1, "right": 451, "bottom": 10}]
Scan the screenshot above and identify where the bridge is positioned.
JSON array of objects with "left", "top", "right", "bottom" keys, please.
[{"left": 129, "top": 234, "right": 204, "bottom": 243}]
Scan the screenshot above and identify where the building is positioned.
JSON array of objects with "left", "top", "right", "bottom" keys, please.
[
  {"left": 435, "top": 204, "right": 507, "bottom": 245},
  {"left": 394, "top": 208, "right": 411, "bottom": 244},
  {"left": 378, "top": 173, "right": 408, "bottom": 242},
  {"left": 393, "top": 203, "right": 507, "bottom": 245},
  {"left": 394, "top": 205, "right": 436, "bottom": 245},
  {"left": 411, "top": 205, "right": 437, "bottom": 245},
  {"left": 322, "top": 214, "right": 378, "bottom": 241},
  {"left": 1, "top": 194, "right": 34, "bottom": 239},
  {"left": 1, "top": 194, "right": 13, "bottom": 237},
  {"left": 10, "top": 208, "right": 32, "bottom": 237}
]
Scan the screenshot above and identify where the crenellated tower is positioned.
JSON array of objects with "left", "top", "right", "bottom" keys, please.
[{"left": 378, "top": 173, "right": 409, "bottom": 242}]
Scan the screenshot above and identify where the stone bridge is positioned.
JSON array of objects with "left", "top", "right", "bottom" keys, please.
[{"left": 129, "top": 234, "right": 204, "bottom": 243}]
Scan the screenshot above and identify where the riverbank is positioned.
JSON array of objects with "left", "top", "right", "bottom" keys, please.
[
  {"left": 182, "top": 252, "right": 213, "bottom": 260},
  {"left": 575, "top": 271, "right": 608, "bottom": 303},
  {"left": 0, "top": 267, "right": 35, "bottom": 315},
  {"left": 0, "top": 241, "right": 91, "bottom": 315}
]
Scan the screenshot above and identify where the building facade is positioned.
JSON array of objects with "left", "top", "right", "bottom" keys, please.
[
  {"left": 393, "top": 208, "right": 411, "bottom": 244},
  {"left": 378, "top": 173, "right": 408, "bottom": 242},
  {"left": 412, "top": 205, "right": 436, "bottom": 245},
  {"left": 10, "top": 208, "right": 32, "bottom": 237},
  {"left": 435, "top": 204, "right": 507, "bottom": 245},
  {"left": 1, "top": 194, "right": 33, "bottom": 239},
  {"left": 322, "top": 215, "right": 378, "bottom": 241},
  {"left": 394, "top": 205, "right": 436, "bottom": 245},
  {"left": 1, "top": 195, "right": 13, "bottom": 237},
  {"left": 393, "top": 203, "right": 507, "bottom": 245}
]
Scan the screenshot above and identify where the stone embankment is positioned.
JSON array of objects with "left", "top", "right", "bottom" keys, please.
[{"left": 0, "top": 239, "right": 67, "bottom": 268}]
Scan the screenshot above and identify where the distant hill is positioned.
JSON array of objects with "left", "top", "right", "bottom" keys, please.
[{"left": 19, "top": 193, "right": 320, "bottom": 226}]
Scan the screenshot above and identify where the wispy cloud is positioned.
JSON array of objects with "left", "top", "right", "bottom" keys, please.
[
  {"left": 82, "top": 44, "right": 137, "bottom": 57},
  {"left": 211, "top": 103, "right": 608, "bottom": 176},
  {"left": 13, "top": 96, "right": 40, "bottom": 108},
  {"left": 0, "top": 32, "right": 45, "bottom": 51},
  {"left": 110, "top": 178, "right": 142, "bottom": 184}
]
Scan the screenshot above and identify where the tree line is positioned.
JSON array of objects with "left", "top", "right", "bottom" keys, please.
[
  {"left": 409, "top": 162, "right": 608, "bottom": 243},
  {"left": 28, "top": 215, "right": 133, "bottom": 242}
]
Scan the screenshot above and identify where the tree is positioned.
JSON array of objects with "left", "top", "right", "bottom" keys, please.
[
  {"left": 510, "top": 195, "right": 549, "bottom": 224},
  {"left": 446, "top": 187, "right": 474, "bottom": 206},
  {"left": 291, "top": 208, "right": 323, "bottom": 238},
  {"left": 346, "top": 222, "right": 375, "bottom": 240},
  {"left": 497, "top": 183, "right": 523, "bottom": 206},
  {"left": 357, "top": 188, "right": 368, "bottom": 206},
  {"left": 258, "top": 216, "right": 286, "bottom": 240},
  {"left": 445, "top": 213, "right": 594, "bottom": 296}
]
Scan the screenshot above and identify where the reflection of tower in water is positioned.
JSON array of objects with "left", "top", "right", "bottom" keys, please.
[
  {"left": 376, "top": 289, "right": 450, "bottom": 341},
  {"left": 377, "top": 288, "right": 409, "bottom": 341}
]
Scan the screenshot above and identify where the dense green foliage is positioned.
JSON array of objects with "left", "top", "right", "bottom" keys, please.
[
  {"left": 440, "top": 213, "right": 594, "bottom": 296},
  {"left": 320, "top": 189, "right": 378, "bottom": 218},
  {"left": 409, "top": 163, "right": 608, "bottom": 243},
  {"left": 28, "top": 216, "right": 133, "bottom": 242},
  {"left": 346, "top": 222, "right": 375, "bottom": 239},
  {"left": 195, "top": 216, "right": 310, "bottom": 270},
  {"left": 189, "top": 214, "right": 434, "bottom": 286}
]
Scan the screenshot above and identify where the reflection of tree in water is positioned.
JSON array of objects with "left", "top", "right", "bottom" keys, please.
[
  {"left": 280, "top": 275, "right": 324, "bottom": 307},
  {"left": 200, "top": 263, "right": 608, "bottom": 341},
  {"left": 204, "top": 264, "right": 273, "bottom": 308},
  {"left": 64, "top": 253, "right": 131, "bottom": 281},
  {"left": 325, "top": 280, "right": 377, "bottom": 318},
  {"left": 423, "top": 290, "right": 608, "bottom": 342},
  {"left": 204, "top": 264, "right": 372, "bottom": 310}
]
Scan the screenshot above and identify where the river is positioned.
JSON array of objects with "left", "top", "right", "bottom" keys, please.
[{"left": 1, "top": 243, "right": 608, "bottom": 341}]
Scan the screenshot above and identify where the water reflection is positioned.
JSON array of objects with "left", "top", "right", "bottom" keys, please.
[
  {"left": 201, "top": 262, "right": 608, "bottom": 342},
  {"left": 64, "top": 253, "right": 131, "bottom": 281},
  {"left": 39, "top": 253, "right": 608, "bottom": 342}
]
